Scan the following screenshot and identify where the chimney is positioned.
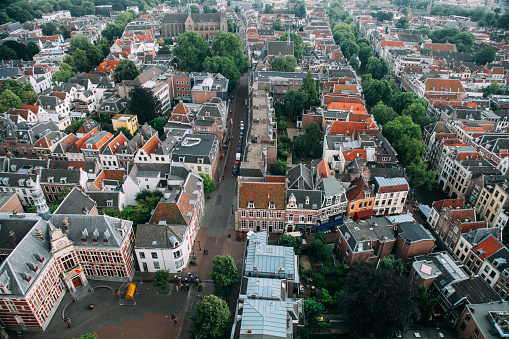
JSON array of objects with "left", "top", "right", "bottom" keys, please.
[
  {"left": 62, "top": 217, "right": 69, "bottom": 230},
  {"left": 34, "top": 229, "right": 44, "bottom": 241},
  {"left": 247, "top": 329, "right": 252, "bottom": 334}
]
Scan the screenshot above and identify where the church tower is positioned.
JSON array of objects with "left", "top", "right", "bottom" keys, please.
[{"left": 29, "top": 173, "right": 50, "bottom": 221}]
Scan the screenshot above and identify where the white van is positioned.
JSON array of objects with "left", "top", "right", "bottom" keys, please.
[{"left": 236, "top": 153, "right": 241, "bottom": 161}]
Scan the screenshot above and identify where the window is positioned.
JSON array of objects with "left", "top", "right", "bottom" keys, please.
[
  {"left": 151, "top": 252, "right": 158, "bottom": 259},
  {"left": 249, "top": 211, "right": 254, "bottom": 218},
  {"left": 241, "top": 210, "right": 246, "bottom": 217},
  {"left": 262, "top": 212, "right": 267, "bottom": 218},
  {"left": 288, "top": 214, "right": 293, "bottom": 222},
  {"left": 269, "top": 202, "right": 275, "bottom": 209},
  {"left": 307, "top": 214, "right": 312, "bottom": 222},
  {"left": 173, "top": 250, "right": 181, "bottom": 259},
  {"left": 248, "top": 221, "right": 254, "bottom": 229},
  {"left": 248, "top": 201, "right": 255, "bottom": 208},
  {"left": 175, "top": 258, "right": 184, "bottom": 268},
  {"left": 241, "top": 220, "right": 247, "bottom": 229},
  {"left": 278, "top": 222, "right": 284, "bottom": 230},
  {"left": 61, "top": 254, "right": 75, "bottom": 271},
  {"left": 256, "top": 211, "right": 261, "bottom": 218},
  {"left": 262, "top": 221, "right": 267, "bottom": 230},
  {"left": 276, "top": 212, "right": 282, "bottom": 219},
  {"left": 154, "top": 262, "right": 160, "bottom": 270}
]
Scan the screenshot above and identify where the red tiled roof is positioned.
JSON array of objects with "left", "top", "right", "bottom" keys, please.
[
  {"left": 327, "top": 102, "right": 366, "bottom": 112},
  {"left": 432, "top": 198, "right": 464, "bottom": 211},
  {"left": 238, "top": 181, "right": 286, "bottom": 209},
  {"left": 343, "top": 149, "right": 367, "bottom": 161},
  {"left": 6, "top": 108, "right": 33, "bottom": 121},
  {"left": 425, "top": 79, "right": 465, "bottom": 93},
  {"left": 105, "top": 133, "right": 129, "bottom": 155},
  {"left": 150, "top": 202, "right": 186, "bottom": 224},
  {"left": 172, "top": 103, "right": 190, "bottom": 115},
  {"left": 142, "top": 135, "right": 161, "bottom": 155},
  {"left": 459, "top": 221, "right": 487, "bottom": 233},
  {"left": 471, "top": 235, "right": 503, "bottom": 260},
  {"left": 265, "top": 176, "right": 286, "bottom": 183},
  {"left": 21, "top": 104, "right": 39, "bottom": 114},
  {"left": 91, "top": 169, "right": 127, "bottom": 190},
  {"left": 76, "top": 128, "right": 99, "bottom": 150},
  {"left": 97, "top": 60, "right": 120, "bottom": 72},
  {"left": 422, "top": 43, "right": 456, "bottom": 52},
  {"left": 317, "top": 159, "right": 330, "bottom": 179},
  {"left": 333, "top": 84, "right": 359, "bottom": 94},
  {"left": 328, "top": 121, "right": 376, "bottom": 136},
  {"left": 381, "top": 40, "right": 404, "bottom": 48}
]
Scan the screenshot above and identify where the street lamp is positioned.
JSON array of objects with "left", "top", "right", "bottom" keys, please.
[{"left": 198, "top": 240, "right": 201, "bottom": 251}]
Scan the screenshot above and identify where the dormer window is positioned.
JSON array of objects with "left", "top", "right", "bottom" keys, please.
[
  {"left": 104, "top": 229, "right": 110, "bottom": 243},
  {"left": 179, "top": 156, "right": 185, "bottom": 162},
  {"left": 60, "top": 177, "right": 67, "bottom": 184},
  {"left": 248, "top": 201, "right": 255, "bottom": 208},
  {"left": 81, "top": 228, "right": 88, "bottom": 242},
  {"left": 198, "top": 158, "right": 204, "bottom": 164},
  {"left": 92, "top": 228, "right": 99, "bottom": 243},
  {"left": 268, "top": 202, "right": 275, "bottom": 209},
  {"left": 305, "top": 196, "right": 310, "bottom": 205},
  {"left": 48, "top": 177, "right": 54, "bottom": 183}
]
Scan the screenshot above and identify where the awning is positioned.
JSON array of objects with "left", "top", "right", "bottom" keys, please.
[
  {"left": 418, "top": 205, "right": 431, "bottom": 219},
  {"left": 317, "top": 218, "right": 343, "bottom": 231},
  {"left": 355, "top": 209, "right": 374, "bottom": 220}
]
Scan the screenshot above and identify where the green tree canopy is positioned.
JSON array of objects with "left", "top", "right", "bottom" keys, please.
[
  {"left": 482, "top": 81, "right": 509, "bottom": 98},
  {"left": 383, "top": 115, "right": 422, "bottom": 144},
  {"left": 310, "top": 238, "right": 332, "bottom": 262},
  {"left": 278, "top": 234, "right": 302, "bottom": 252},
  {"left": 303, "top": 298, "right": 325, "bottom": 328},
  {"left": 362, "top": 75, "right": 393, "bottom": 107},
  {"left": 340, "top": 40, "right": 359, "bottom": 60},
  {"left": 339, "top": 265, "right": 420, "bottom": 338},
  {"left": 416, "top": 285, "right": 439, "bottom": 325},
  {"left": 73, "top": 48, "right": 89, "bottom": 73},
  {"left": 0, "top": 79, "right": 37, "bottom": 105},
  {"left": 199, "top": 173, "right": 216, "bottom": 194},
  {"left": 127, "top": 86, "right": 162, "bottom": 124},
  {"left": 53, "top": 63, "right": 76, "bottom": 84},
  {"left": 349, "top": 54, "right": 360, "bottom": 70},
  {"left": 371, "top": 101, "right": 396, "bottom": 126},
  {"left": 396, "top": 16, "right": 410, "bottom": 29},
  {"left": 271, "top": 55, "right": 297, "bottom": 72},
  {"left": 378, "top": 255, "right": 404, "bottom": 275},
  {"left": 271, "top": 160, "right": 287, "bottom": 175},
  {"left": 0, "top": 45, "right": 17, "bottom": 60},
  {"left": 153, "top": 270, "right": 170, "bottom": 287},
  {"left": 366, "top": 57, "right": 388, "bottom": 80},
  {"left": 474, "top": 47, "right": 496, "bottom": 65},
  {"left": 402, "top": 102, "right": 435, "bottom": 129},
  {"left": 189, "top": 295, "right": 231, "bottom": 339},
  {"left": 301, "top": 72, "right": 319, "bottom": 107},
  {"left": 0, "top": 89, "right": 22, "bottom": 112},
  {"left": 203, "top": 56, "right": 241, "bottom": 91},
  {"left": 390, "top": 91, "right": 427, "bottom": 114},
  {"left": 358, "top": 43, "right": 373, "bottom": 68},
  {"left": 149, "top": 117, "right": 167, "bottom": 136},
  {"left": 101, "top": 23, "right": 125, "bottom": 43},
  {"left": 284, "top": 90, "right": 306, "bottom": 120},
  {"left": 211, "top": 31, "right": 249, "bottom": 73},
  {"left": 272, "top": 18, "right": 283, "bottom": 31},
  {"left": 210, "top": 255, "right": 238, "bottom": 300},
  {"left": 114, "top": 59, "right": 140, "bottom": 83},
  {"left": 172, "top": 31, "right": 211, "bottom": 72}
]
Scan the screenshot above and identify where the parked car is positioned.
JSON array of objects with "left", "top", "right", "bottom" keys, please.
[{"left": 232, "top": 164, "right": 240, "bottom": 175}]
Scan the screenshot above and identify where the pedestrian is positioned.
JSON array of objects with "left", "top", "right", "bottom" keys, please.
[
  {"left": 176, "top": 285, "right": 179, "bottom": 292},
  {"left": 196, "top": 278, "right": 200, "bottom": 285},
  {"left": 174, "top": 318, "right": 177, "bottom": 324},
  {"left": 188, "top": 272, "right": 192, "bottom": 277},
  {"left": 174, "top": 275, "right": 177, "bottom": 282},
  {"left": 171, "top": 314, "right": 175, "bottom": 320}
]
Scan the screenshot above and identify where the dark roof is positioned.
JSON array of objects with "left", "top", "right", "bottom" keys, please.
[
  {"left": 53, "top": 188, "right": 96, "bottom": 215},
  {"left": 397, "top": 221, "right": 434, "bottom": 243},
  {"left": 287, "top": 189, "right": 322, "bottom": 210},
  {"left": 287, "top": 164, "right": 313, "bottom": 190},
  {"left": 267, "top": 41, "right": 294, "bottom": 57},
  {"left": 135, "top": 223, "right": 188, "bottom": 248},
  {"left": 448, "top": 276, "right": 501, "bottom": 305}
]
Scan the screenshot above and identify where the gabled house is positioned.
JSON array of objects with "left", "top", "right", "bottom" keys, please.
[{"left": 345, "top": 176, "right": 375, "bottom": 219}]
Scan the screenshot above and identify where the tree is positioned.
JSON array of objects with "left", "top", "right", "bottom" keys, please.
[
  {"left": 420, "top": 47, "right": 431, "bottom": 56},
  {"left": 74, "top": 48, "right": 89, "bottom": 73},
  {"left": 114, "top": 127, "right": 133, "bottom": 140},
  {"left": 349, "top": 54, "right": 360, "bottom": 70},
  {"left": 374, "top": 11, "right": 394, "bottom": 22},
  {"left": 378, "top": 255, "right": 404, "bottom": 275},
  {"left": 366, "top": 57, "right": 388, "bottom": 80},
  {"left": 114, "top": 59, "right": 139, "bottom": 83},
  {"left": 396, "top": 16, "right": 409, "bottom": 29},
  {"left": 339, "top": 265, "right": 420, "bottom": 338},
  {"left": 210, "top": 255, "right": 238, "bottom": 300},
  {"left": 402, "top": 102, "right": 434, "bottom": 129},
  {"left": 301, "top": 72, "right": 319, "bottom": 107},
  {"left": 199, "top": 173, "right": 216, "bottom": 194},
  {"left": 474, "top": 47, "right": 496, "bottom": 65},
  {"left": 362, "top": 76, "right": 393, "bottom": 107},
  {"left": 271, "top": 55, "right": 297, "bottom": 72},
  {"left": 127, "top": 86, "right": 162, "bottom": 124},
  {"left": 305, "top": 122, "right": 323, "bottom": 157},
  {"left": 294, "top": 3, "right": 306, "bottom": 18},
  {"left": 101, "top": 23, "right": 125, "bottom": 43},
  {"left": 497, "top": 13, "right": 509, "bottom": 30},
  {"left": 149, "top": 117, "right": 167, "bottom": 135},
  {"left": 27, "top": 41, "right": 39, "bottom": 57},
  {"left": 284, "top": 90, "right": 306, "bottom": 120},
  {"left": 390, "top": 92, "right": 427, "bottom": 114},
  {"left": 153, "top": 270, "right": 170, "bottom": 288},
  {"left": 340, "top": 40, "right": 359, "bottom": 60},
  {"left": 0, "top": 45, "right": 17, "bottom": 60},
  {"left": 416, "top": 285, "right": 439, "bottom": 325},
  {"left": 483, "top": 81, "right": 508, "bottom": 98},
  {"left": 264, "top": 4, "right": 274, "bottom": 13},
  {"left": 279, "top": 234, "right": 302, "bottom": 252},
  {"left": 358, "top": 44, "right": 373, "bottom": 68},
  {"left": 407, "top": 161, "right": 436, "bottom": 191},
  {"left": 310, "top": 239, "right": 332, "bottom": 263},
  {"left": 41, "top": 22, "right": 57, "bottom": 36},
  {"left": 52, "top": 63, "right": 75, "bottom": 83},
  {"left": 158, "top": 45, "right": 171, "bottom": 54},
  {"left": 454, "top": 31, "right": 475, "bottom": 52},
  {"left": 0, "top": 89, "right": 22, "bottom": 112},
  {"left": 0, "top": 80, "right": 37, "bottom": 105},
  {"left": 190, "top": 5, "right": 200, "bottom": 13},
  {"left": 272, "top": 18, "right": 283, "bottom": 31},
  {"left": 173, "top": 31, "right": 210, "bottom": 72},
  {"left": 203, "top": 56, "right": 240, "bottom": 91},
  {"left": 371, "top": 101, "right": 397, "bottom": 125},
  {"left": 73, "top": 334, "right": 100, "bottom": 339},
  {"left": 189, "top": 295, "right": 231, "bottom": 339},
  {"left": 383, "top": 115, "right": 422, "bottom": 144},
  {"left": 271, "top": 160, "right": 287, "bottom": 175},
  {"left": 303, "top": 298, "right": 325, "bottom": 328}
]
